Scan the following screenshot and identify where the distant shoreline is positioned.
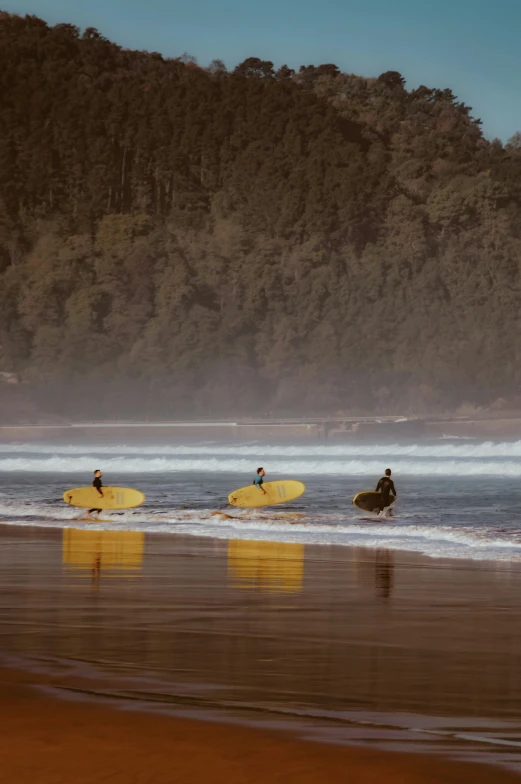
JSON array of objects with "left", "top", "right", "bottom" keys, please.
[{"left": 3, "top": 414, "right": 521, "bottom": 441}]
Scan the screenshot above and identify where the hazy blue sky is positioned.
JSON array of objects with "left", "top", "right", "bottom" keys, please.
[{"left": 4, "top": 0, "right": 521, "bottom": 141}]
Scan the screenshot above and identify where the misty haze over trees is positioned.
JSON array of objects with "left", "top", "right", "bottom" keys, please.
[{"left": 1, "top": 12, "right": 521, "bottom": 421}]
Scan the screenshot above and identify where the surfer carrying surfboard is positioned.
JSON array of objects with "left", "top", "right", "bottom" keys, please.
[
  {"left": 85, "top": 470, "right": 104, "bottom": 517},
  {"left": 253, "top": 467, "right": 267, "bottom": 495},
  {"left": 376, "top": 469, "right": 396, "bottom": 517}
]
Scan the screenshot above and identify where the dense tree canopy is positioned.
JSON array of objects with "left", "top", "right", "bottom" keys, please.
[{"left": 0, "top": 12, "right": 520, "bottom": 420}]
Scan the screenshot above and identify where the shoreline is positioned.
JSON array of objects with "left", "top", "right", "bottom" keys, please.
[
  {"left": 3, "top": 414, "right": 521, "bottom": 441},
  {"left": 1, "top": 515, "right": 520, "bottom": 568},
  {"left": 2, "top": 665, "right": 519, "bottom": 784}
]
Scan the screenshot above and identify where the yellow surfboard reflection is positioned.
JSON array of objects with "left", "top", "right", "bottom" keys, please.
[
  {"left": 228, "top": 540, "right": 304, "bottom": 594},
  {"left": 62, "top": 529, "right": 144, "bottom": 577}
]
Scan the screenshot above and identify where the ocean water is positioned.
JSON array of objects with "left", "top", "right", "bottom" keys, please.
[{"left": 1, "top": 438, "right": 521, "bottom": 562}]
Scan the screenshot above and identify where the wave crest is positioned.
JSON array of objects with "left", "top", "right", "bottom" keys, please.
[{"left": 0, "top": 454, "right": 521, "bottom": 475}]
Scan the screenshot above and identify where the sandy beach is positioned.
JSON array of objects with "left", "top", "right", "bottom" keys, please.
[
  {"left": 2, "top": 666, "right": 520, "bottom": 784},
  {"left": 1, "top": 523, "right": 521, "bottom": 780}
]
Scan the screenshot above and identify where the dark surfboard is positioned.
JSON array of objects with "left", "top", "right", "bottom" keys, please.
[{"left": 352, "top": 490, "right": 396, "bottom": 514}]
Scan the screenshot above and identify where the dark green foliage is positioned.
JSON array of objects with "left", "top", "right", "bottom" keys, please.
[
  {"left": 0, "top": 12, "right": 520, "bottom": 419},
  {"left": 378, "top": 70, "right": 405, "bottom": 89}
]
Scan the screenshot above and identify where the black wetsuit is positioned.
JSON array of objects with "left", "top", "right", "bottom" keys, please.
[
  {"left": 89, "top": 476, "right": 103, "bottom": 514},
  {"left": 376, "top": 476, "right": 396, "bottom": 509}
]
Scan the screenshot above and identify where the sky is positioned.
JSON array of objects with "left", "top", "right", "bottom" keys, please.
[{"left": 3, "top": 0, "right": 521, "bottom": 141}]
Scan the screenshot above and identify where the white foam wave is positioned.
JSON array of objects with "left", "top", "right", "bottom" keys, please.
[
  {"left": 196, "top": 519, "right": 521, "bottom": 555},
  {"left": 3, "top": 440, "right": 521, "bottom": 458},
  {"left": 1, "top": 506, "right": 520, "bottom": 562},
  {"left": 1, "top": 455, "right": 521, "bottom": 476}
]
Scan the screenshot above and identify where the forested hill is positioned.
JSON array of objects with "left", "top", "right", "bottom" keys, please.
[{"left": 1, "top": 12, "right": 521, "bottom": 420}]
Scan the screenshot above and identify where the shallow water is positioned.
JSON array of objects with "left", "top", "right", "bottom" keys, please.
[{"left": 0, "top": 438, "right": 521, "bottom": 561}]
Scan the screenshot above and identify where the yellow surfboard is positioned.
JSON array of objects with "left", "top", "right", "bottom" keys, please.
[
  {"left": 63, "top": 486, "right": 145, "bottom": 510},
  {"left": 228, "top": 480, "right": 305, "bottom": 509}
]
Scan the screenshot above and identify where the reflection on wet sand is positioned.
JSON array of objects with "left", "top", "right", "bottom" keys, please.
[
  {"left": 228, "top": 540, "right": 304, "bottom": 593},
  {"left": 62, "top": 529, "right": 144, "bottom": 578},
  {"left": 375, "top": 550, "right": 394, "bottom": 599},
  {"left": 352, "top": 547, "right": 395, "bottom": 598},
  {"left": 4, "top": 528, "right": 521, "bottom": 773}
]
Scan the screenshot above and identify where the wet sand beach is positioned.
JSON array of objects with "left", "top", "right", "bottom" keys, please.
[
  {"left": 2, "top": 668, "right": 520, "bottom": 784},
  {"left": 1, "top": 524, "right": 521, "bottom": 780}
]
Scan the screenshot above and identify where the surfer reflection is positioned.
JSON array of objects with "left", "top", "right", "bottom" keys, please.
[
  {"left": 92, "top": 551, "right": 101, "bottom": 587},
  {"left": 375, "top": 549, "right": 394, "bottom": 599},
  {"left": 62, "top": 529, "right": 145, "bottom": 582}
]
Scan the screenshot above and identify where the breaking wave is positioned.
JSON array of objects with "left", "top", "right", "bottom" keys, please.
[
  {"left": 4, "top": 440, "right": 521, "bottom": 458},
  {"left": 0, "top": 454, "right": 521, "bottom": 476}
]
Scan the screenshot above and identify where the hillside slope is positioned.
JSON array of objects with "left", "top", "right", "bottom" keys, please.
[{"left": 1, "top": 13, "right": 520, "bottom": 418}]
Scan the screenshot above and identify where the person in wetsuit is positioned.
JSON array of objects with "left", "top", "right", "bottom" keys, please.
[
  {"left": 376, "top": 468, "right": 396, "bottom": 516},
  {"left": 253, "top": 467, "right": 267, "bottom": 495},
  {"left": 86, "top": 469, "right": 104, "bottom": 517}
]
